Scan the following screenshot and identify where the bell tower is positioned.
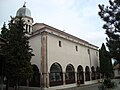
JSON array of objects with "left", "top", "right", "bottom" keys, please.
[{"left": 16, "top": 3, "right": 33, "bottom": 35}]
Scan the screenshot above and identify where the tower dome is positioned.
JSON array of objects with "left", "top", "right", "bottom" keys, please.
[
  {"left": 15, "top": 3, "right": 33, "bottom": 35},
  {"left": 16, "top": 4, "right": 31, "bottom": 17}
]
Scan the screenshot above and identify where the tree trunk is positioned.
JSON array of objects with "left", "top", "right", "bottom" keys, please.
[
  {"left": 6, "top": 78, "right": 9, "bottom": 90},
  {"left": 27, "top": 79, "right": 29, "bottom": 86},
  {"left": 1, "top": 58, "right": 4, "bottom": 90},
  {"left": 15, "top": 79, "right": 19, "bottom": 90},
  {"left": 0, "top": 74, "right": 4, "bottom": 90}
]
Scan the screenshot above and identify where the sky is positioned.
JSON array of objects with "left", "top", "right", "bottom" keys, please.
[{"left": 0, "top": 0, "right": 109, "bottom": 48}]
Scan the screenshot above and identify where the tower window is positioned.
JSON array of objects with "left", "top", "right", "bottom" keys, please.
[
  {"left": 76, "top": 46, "right": 78, "bottom": 51},
  {"left": 28, "top": 20, "right": 30, "bottom": 22},
  {"left": 59, "top": 41, "right": 62, "bottom": 47},
  {"left": 88, "top": 49, "right": 90, "bottom": 54},
  {"left": 29, "top": 25, "right": 31, "bottom": 32},
  {"left": 96, "top": 52, "right": 98, "bottom": 56},
  {"left": 26, "top": 24, "right": 28, "bottom": 32}
]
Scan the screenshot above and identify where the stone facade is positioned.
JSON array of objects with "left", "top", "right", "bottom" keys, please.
[
  {"left": 29, "top": 23, "right": 100, "bottom": 88},
  {"left": 15, "top": 5, "right": 100, "bottom": 88}
]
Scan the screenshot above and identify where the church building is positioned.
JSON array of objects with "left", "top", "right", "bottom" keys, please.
[{"left": 15, "top": 4, "right": 100, "bottom": 88}]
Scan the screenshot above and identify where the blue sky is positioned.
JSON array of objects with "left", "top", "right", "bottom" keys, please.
[{"left": 0, "top": 0, "right": 109, "bottom": 48}]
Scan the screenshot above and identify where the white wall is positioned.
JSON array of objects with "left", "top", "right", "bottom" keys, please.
[
  {"left": 114, "top": 69, "right": 120, "bottom": 77},
  {"left": 29, "top": 34, "right": 42, "bottom": 71},
  {"left": 47, "top": 33, "right": 99, "bottom": 72}
]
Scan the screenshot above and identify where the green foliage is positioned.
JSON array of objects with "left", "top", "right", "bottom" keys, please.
[
  {"left": 0, "top": 17, "right": 34, "bottom": 86},
  {"left": 98, "top": 0, "right": 120, "bottom": 63},
  {"left": 0, "top": 23, "right": 8, "bottom": 76},
  {"left": 0, "top": 23, "right": 9, "bottom": 39},
  {"left": 99, "top": 43, "right": 113, "bottom": 78},
  {"left": 103, "top": 79, "right": 117, "bottom": 88},
  {"left": 29, "top": 65, "right": 40, "bottom": 87}
]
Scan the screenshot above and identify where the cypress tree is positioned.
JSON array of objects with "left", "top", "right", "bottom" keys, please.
[
  {"left": 98, "top": 0, "right": 120, "bottom": 63},
  {"left": 0, "top": 17, "right": 34, "bottom": 89},
  {"left": 0, "top": 23, "right": 8, "bottom": 75},
  {"left": 99, "top": 43, "right": 113, "bottom": 78},
  {"left": 0, "top": 23, "right": 8, "bottom": 90}
]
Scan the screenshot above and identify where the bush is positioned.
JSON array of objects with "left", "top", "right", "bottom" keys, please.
[
  {"left": 103, "top": 79, "right": 111, "bottom": 88},
  {"left": 103, "top": 79, "right": 117, "bottom": 88}
]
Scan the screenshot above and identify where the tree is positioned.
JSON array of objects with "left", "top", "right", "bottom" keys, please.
[
  {"left": 0, "top": 23, "right": 9, "bottom": 73},
  {"left": 0, "top": 17, "right": 34, "bottom": 89},
  {"left": 0, "top": 23, "right": 8, "bottom": 90},
  {"left": 98, "top": 0, "right": 120, "bottom": 63},
  {"left": 0, "top": 23, "right": 9, "bottom": 39},
  {"left": 99, "top": 43, "right": 113, "bottom": 78}
]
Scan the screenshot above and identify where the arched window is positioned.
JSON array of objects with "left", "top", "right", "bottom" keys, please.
[
  {"left": 91, "top": 66, "right": 95, "bottom": 80},
  {"left": 85, "top": 66, "right": 90, "bottom": 81},
  {"left": 49, "top": 62, "right": 63, "bottom": 86},
  {"left": 65, "top": 64, "right": 75, "bottom": 84},
  {"left": 29, "top": 25, "right": 31, "bottom": 33},
  {"left": 77, "top": 65, "right": 84, "bottom": 84},
  {"left": 29, "top": 64, "right": 40, "bottom": 87},
  {"left": 96, "top": 66, "right": 100, "bottom": 79},
  {"left": 26, "top": 24, "right": 28, "bottom": 32}
]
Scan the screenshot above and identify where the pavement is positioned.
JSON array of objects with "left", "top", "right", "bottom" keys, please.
[
  {"left": 1, "top": 79, "right": 120, "bottom": 90},
  {"left": 47, "top": 79, "right": 120, "bottom": 90},
  {"left": 66, "top": 79, "right": 120, "bottom": 90},
  {"left": 109, "top": 79, "right": 120, "bottom": 90}
]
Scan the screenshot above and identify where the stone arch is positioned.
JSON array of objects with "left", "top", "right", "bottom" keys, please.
[
  {"left": 49, "top": 62, "right": 63, "bottom": 86},
  {"left": 91, "top": 66, "right": 96, "bottom": 80},
  {"left": 77, "top": 65, "right": 84, "bottom": 84},
  {"left": 85, "top": 66, "right": 90, "bottom": 81},
  {"left": 65, "top": 64, "right": 75, "bottom": 84},
  {"left": 29, "top": 64, "right": 40, "bottom": 87}
]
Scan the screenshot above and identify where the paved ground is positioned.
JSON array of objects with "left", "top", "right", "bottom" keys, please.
[
  {"left": 56, "top": 79, "right": 120, "bottom": 90},
  {"left": 109, "top": 79, "right": 120, "bottom": 90},
  {"left": 69, "top": 79, "right": 120, "bottom": 90},
  {"left": 58, "top": 83, "right": 101, "bottom": 90},
  {"left": 1, "top": 79, "right": 120, "bottom": 90}
]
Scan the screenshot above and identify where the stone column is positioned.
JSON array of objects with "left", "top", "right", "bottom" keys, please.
[
  {"left": 83, "top": 71, "right": 86, "bottom": 83},
  {"left": 46, "top": 72, "right": 49, "bottom": 88},
  {"left": 63, "top": 72, "right": 66, "bottom": 85},
  {"left": 75, "top": 72, "right": 77, "bottom": 83},
  {"left": 90, "top": 71, "right": 92, "bottom": 81},
  {"left": 42, "top": 32, "right": 47, "bottom": 88}
]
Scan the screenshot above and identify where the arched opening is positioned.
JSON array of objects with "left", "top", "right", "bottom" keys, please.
[
  {"left": 96, "top": 66, "right": 100, "bottom": 79},
  {"left": 29, "top": 64, "right": 40, "bottom": 87},
  {"left": 25, "top": 24, "right": 28, "bottom": 32},
  {"left": 77, "top": 65, "right": 84, "bottom": 84},
  {"left": 85, "top": 66, "right": 90, "bottom": 81},
  {"left": 49, "top": 62, "right": 63, "bottom": 86},
  {"left": 65, "top": 64, "right": 75, "bottom": 84},
  {"left": 20, "top": 64, "right": 40, "bottom": 87},
  {"left": 91, "top": 66, "right": 95, "bottom": 80},
  {"left": 29, "top": 25, "right": 31, "bottom": 33}
]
